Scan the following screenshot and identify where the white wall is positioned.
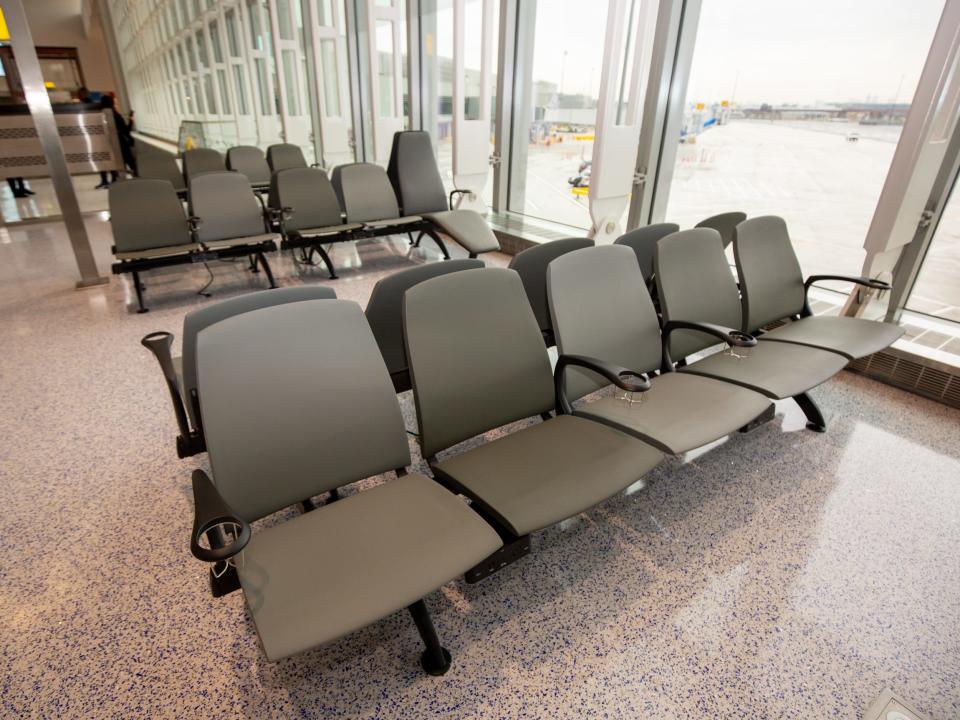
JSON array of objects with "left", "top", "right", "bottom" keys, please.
[{"left": 24, "top": 0, "right": 119, "bottom": 96}]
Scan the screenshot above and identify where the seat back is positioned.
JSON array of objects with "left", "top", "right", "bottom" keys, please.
[
  {"left": 387, "top": 130, "right": 447, "bottom": 215},
  {"left": 182, "top": 148, "right": 225, "bottom": 184},
  {"left": 695, "top": 211, "right": 747, "bottom": 248},
  {"left": 266, "top": 143, "right": 308, "bottom": 172},
  {"left": 269, "top": 167, "right": 344, "bottom": 231},
  {"left": 404, "top": 268, "right": 555, "bottom": 458},
  {"left": 507, "top": 238, "right": 594, "bottom": 342},
  {"left": 190, "top": 171, "right": 266, "bottom": 242},
  {"left": 197, "top": 300, "right": 410, "bottom": 522},
  {"left": 613, "top": 223, "right": 679, "bottom": 284},
  {"left": 366, "top": 259, "right": 484, "bottom": 392},
  {"left": 548, "top": 245, "right": 663, "bottom": 399},
  {"left": 136, "top": 150, "right": 186, "bottom": 192},
  {"left": 734, "top": 215, "right": 806, "bottom": 331},
  {"left": 182, "top": 286, "right": 338, "bottom": 425},
  {"left": 226, "top": 145, "right": 271, "bottom": 185},
  {"left": 331, "top": 163, "right": 401, "bottom": 223},
  {"left": 110, "top": 178, "right": 193, "bottom": 254},
  {"left": 655, "top": 228, "right": 743, "bottom": 362}
]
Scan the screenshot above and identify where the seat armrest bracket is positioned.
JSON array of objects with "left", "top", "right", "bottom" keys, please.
[
  {"left": 660, "top": 320, "right": 757, "bottom": 368},
  {"left": 802, "top": 274, "right": 891, "bottom": 316},
  {"left": 191, "top": 469, "right": 251, "bottom": 565},
  {"left": 554, "top": 353, "right": 651, "bottom": 415}
]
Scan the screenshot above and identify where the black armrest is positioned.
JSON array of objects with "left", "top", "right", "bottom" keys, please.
[
  {"left": 802, "top": 275, "right": 890, "bottom": 317},
  {"left": 267, "top": 205, "right": 293, "bottom": 225},
  {"left": 804, "top": 274, "right": 891, "bottom": 292},
  {"left": 191, "top": 469, "right": 250, "bottom": 563},
  {"left": 660, "top": 320, "right": 756, "bottom": 369},
  {"left": 187, "top": 215, "right": 202, "bottom": 232},
  {"left": 662, "top": 320, "right": 757, "bottom": 348},
  {"left": 448, "top": 188, "right": 472, "bottom": 210},
  {"left": 554, "top": 353, "right": 651, "bottom": 415},
  {"left": 141, "top": 331, "right": 201, "bottom": 458}
]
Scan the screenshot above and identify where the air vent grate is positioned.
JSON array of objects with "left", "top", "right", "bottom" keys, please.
[
  {"left": 944, "top": 376, "right": 960, "bottom": 405},
  {"left": 895, "top": 358, "right": 924, "bottom": 387},
  {"left": 916, "top": 366, "right": 950, "bottom": 399},
  {"left": 847, "top": 348, "right": 960, "bottom": 410}
]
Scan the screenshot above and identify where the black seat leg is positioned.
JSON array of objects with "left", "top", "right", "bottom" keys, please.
[
  {"left": 468, "top": 252, "right": 477, "bottom": 259},
  {"left": 793, "top": 391, "right": 826, "bottom": 432},
  {"left": 424, "top": 228, "right": 450, "bottom": 260},
  {"left": 257, "top": 251, "right": 278, "bottom": 288},
  {"left": 249, "top": 254, "right": 260, "bottom": 273},
  {"left": 312, "top": 244, "right": 339, "bottom": 279},
  {"left": 407, "top": 599, "right": 452, "bottom": 676},
  {"left": 132, "top": 270, "right": 148, "bottom": 313}
]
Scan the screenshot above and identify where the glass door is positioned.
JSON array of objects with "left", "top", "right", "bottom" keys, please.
[
  {"left": 366, "top": 0, "right": 407, "bottom": 164},
  {"left": 306, "top": 0, "right": 355, "bottom": 168},
  {"left": 271, "top": 0, "right": 315, "bottom": 160}
]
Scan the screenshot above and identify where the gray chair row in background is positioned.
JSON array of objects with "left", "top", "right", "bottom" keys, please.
[
  {"left": 116, "top": 133, "right": 500, "bottom": 311},
  {"left": 136, "top": 142, "right": 312, "bottom": 195}
]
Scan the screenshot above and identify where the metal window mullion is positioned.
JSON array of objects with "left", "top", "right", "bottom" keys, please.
[{"left": 629, "top": 0, "right": 700, "bottom": 227}]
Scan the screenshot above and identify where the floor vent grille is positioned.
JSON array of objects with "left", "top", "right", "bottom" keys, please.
[{"left": 846, "top": 347, "right": 960, "bottom": 410}]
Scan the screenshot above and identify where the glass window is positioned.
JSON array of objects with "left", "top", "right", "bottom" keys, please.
[
  {"left": 204, "top": 74, "right": 217, "bottom": 114},
  {"left": 375, "top": 19, "right": 395, "bottom": 117},
  {"left": 907, "top": 185, "right": 960, "bottom": 322},
  {"left": 195, "top": 31, "right": 209, "bottom": 70},
  {"left": 225, "top": 10, "right": 241, "bottom": 57},
  {"left": 217, "top": 68, "right": 232, "bottom": 113},
  {"left": 662, "top": 0, "right": 945, "bottom": 278},
  {"left": 463, "top": 0, "right": 483, "bottom": 121},
  {"left": 209, "top": 21, "right": 223, "bottom": 64},
  {"left": 233, "top": 65, "right": 250, "bottom": 114},
  {"left": 185, "top": 38, "right": 197, "bottom": 72},
  {"left": 178, "top": 0, "right": 190, "bottom": 23},
  {"left": 319, "top": 38, "right": 341, "bottom": 117},
  {"left": 277, "top": 0, "right": 294, "bottom": 40},
  {"left": 176, "top": 45, "right": 187, "bottom": 75},
  {"left": 247, "top": 0, "right": 265, "bottom": 51},
  {"left": 254, "top": 57, "right": 271, "bottom": 114},
  {"left": 318, "top": 0, "right": 335, "bottom": 26},
  {"left": 282, "top": 50, "right": 300, "bottom": 115},
  {"left": 183, "top": 80, "right": 194, "bottom": 113},
  {"left": 193, "top": 78, "right": 206, "bottom": 113},
  {"left": 509, "top": 0, "right": 609, "bottom": 229}
]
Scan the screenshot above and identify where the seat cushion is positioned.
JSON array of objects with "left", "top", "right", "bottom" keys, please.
[
  {"left": 363, "top": 216, "right": 422, "bottom": 229},
  {"left": 298, "top": 223, "right": 363, "bottom": 237},
  {"left": 202, "top": 233, "right": 279, "bottom": 250},
  {"left": 574, "top": 371, "right": 771, "bottom": 454},
  {"left": 680, "top": 340, "right": 848, "bottom": 400},
  {"left": 422, "top": 209, "right": 500, "bottom": 254},
  {"left": 237, "top": 473, "right": 501, "bottom": 661},
  {"left": 433, "top": 414, "right": 662, "bottom": 536},
  {"left": 758, "top": 315, "right": 904, "bottom": 360},
  {"left": 115, "top": 242, "right": 198, "bottom": 260}
]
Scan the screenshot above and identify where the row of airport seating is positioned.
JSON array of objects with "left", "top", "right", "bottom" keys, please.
[
  {"left": 142, "top": 214, "right": 903, "bottom": 673},
  {"left": 113, "top": 132, "right": 500, "bottom": 312}
]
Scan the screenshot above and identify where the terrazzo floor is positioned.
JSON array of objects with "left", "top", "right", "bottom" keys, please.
[{"left": 1, "top": 217, "right": 959, "bottom": 719}]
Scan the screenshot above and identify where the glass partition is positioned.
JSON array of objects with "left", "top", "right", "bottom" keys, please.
[
  {"left": 907, "top": 186, "right": 960, "bottom": 324},
  {"left": 508, "top": 0, "right": 609, "bottom": 229},
  {"left": 662, "top": 0, "right": 944, "bottom": 278}
]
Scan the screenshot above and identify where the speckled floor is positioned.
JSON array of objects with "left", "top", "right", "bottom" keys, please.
[{"left": 1, "top": 217, "right": 959, "bottom": 719}]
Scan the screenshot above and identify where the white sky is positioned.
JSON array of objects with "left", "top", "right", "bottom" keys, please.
[{"left": 526, "top": 0, "right": 946, "bottom": 106}]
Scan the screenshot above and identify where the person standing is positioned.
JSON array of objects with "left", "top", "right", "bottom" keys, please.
[{"left": 96, "top": 94, "right": 137, "bottom": 189}]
